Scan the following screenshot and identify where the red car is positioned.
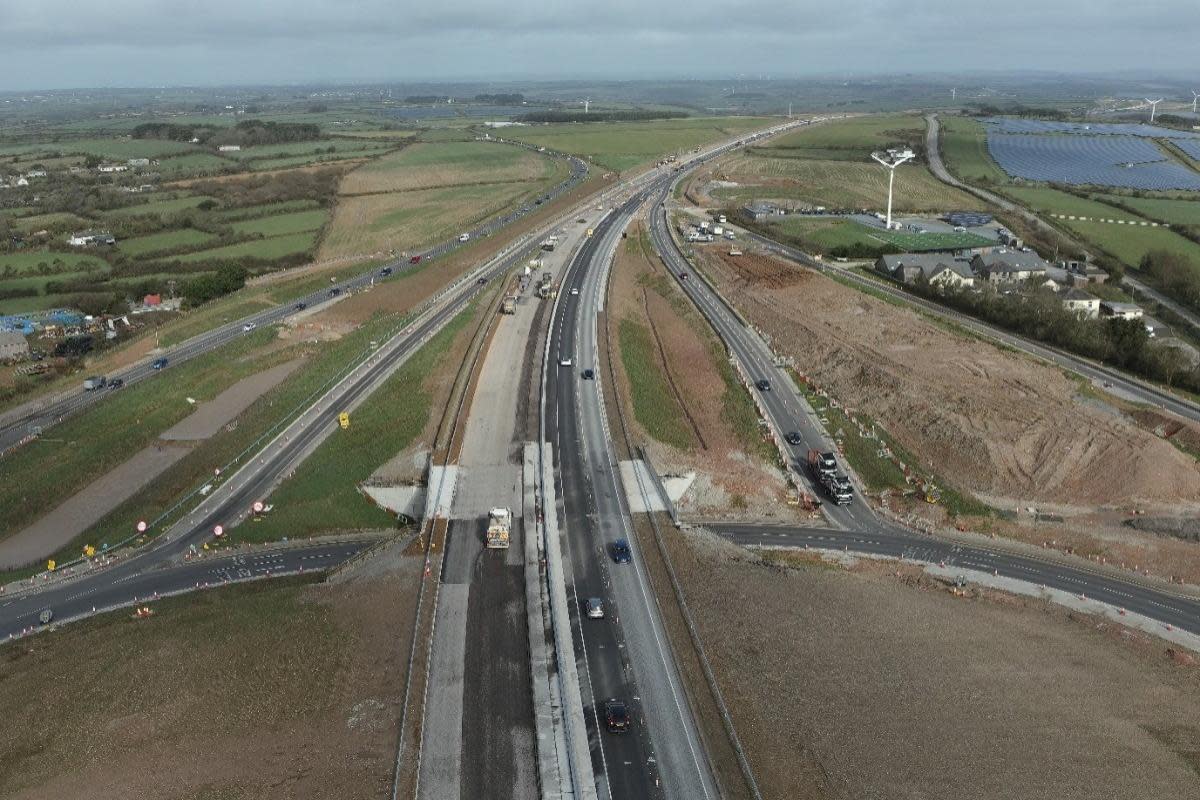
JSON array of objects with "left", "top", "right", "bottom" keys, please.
[{"left": 409, "top": 255, "right": 422, "bottom": 265}]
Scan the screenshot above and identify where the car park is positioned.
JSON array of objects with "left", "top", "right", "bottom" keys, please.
[{"left": 610, "top": 539, "right": 632, "bottom": 563}]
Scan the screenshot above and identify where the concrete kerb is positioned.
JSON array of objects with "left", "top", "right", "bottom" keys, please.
[{"left": 525, "top": 442, "right": 567, "bottom": 800}]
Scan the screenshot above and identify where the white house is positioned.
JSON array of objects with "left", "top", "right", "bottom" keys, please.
[
  {"left": 1059, "top": 287, "right": 1100, "bottom": 319},
  {"left": 67, "top": 230, "right": 117, "bottom": 247},
  {"left": 127, "top": 158, "right": 151, "bottom": 167},
  {"left": 24, "top": 169, "right": 46, "bottom": 178},
  {"left": 14, "top": 176, "right": 28, "bottom": 187},
  {"left": 1100, "top": 301, "right": 1144, "bottom": 321},
  {"left": 218, "top": 144, "right": 241, "bottom": 152},
  {"left": 97, "top": 163, "right": 128, "bottom": 173}
]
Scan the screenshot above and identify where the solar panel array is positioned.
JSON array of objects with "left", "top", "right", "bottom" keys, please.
[
  {"left": 979, "top": 117, "right": 1200, "bottom": 140},
  {"left": 984, "top": 128, "right": 1200, "bottom": 191},
  {"left": 1175, "top": 139, "right": 1200, "bottom": 162}
]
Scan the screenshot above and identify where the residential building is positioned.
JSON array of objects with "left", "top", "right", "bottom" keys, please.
[
  {"left": 1059, "top": 287, "right": 1100, "bottom": 319},
  {"left": 67, "top": 231, "right": 117, "bottom": 247},
  {"left": 127, "top": 158, "right": 151, "bottom": 167},
  {"left": 24, "top": 169, "right": 46, "bottom": 178},
  {"left": 971, "top": 250, "right": 1050, "bottom": 285},
  {"left": 0, "top": 330, "right": 30, "bottom": 361},
  {"left": 218, "top": 144, "right": 241, "bottom": 152},
  {"left": 874, "top": 253, "right": 975, "bottom": 288},
  {"left": 1100, "top": 301, "right": 1144, "bottom": 321},
  {"left": 1061, "top": 260, "right": 1109, "bottom": 286},
  {"left": 97, "top": 163, "right": 128, "bottom": 173}
]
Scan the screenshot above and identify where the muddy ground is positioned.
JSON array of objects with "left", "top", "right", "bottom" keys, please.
[
  {"left": 666, "top": 528, "right": 1200, "bottom": 800},
  {"left": 0, "top": 548, "right": 419, "bottom": 800}
]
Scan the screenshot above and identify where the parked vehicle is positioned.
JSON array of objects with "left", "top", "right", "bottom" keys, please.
[
  {"left": 329, "top": 287, "right": 342, "bottom": 297},
  {"left": 380, "top": 266, "right": 393, "bottom": 277},
  {"left": 82, "top": 375, "right": 106, "bottom": 391},
  {"left": 410, "top": 255, "right": 422, "bottom": 264},
  {"left": 108, "top": 378, "right": 124, "bottom": 390},
  {"left": 152, "top": 358, "right": 168, "bottom": 370},
  {"left": 294, "top": 302, "right": 308, "bottom": 311}
]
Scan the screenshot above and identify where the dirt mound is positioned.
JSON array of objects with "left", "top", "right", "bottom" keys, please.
[
  {"left": 709, "top": 247, "right": 805, "bottom": 289},
  {"left": 701, "top": 250, "right": 1200, "bottom": 510}
]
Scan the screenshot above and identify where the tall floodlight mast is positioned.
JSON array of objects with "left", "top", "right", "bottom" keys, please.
[
  {"left": 1146, "top": 98, "right": 1164, "bottom": 123},
  {"left": 871, "top": 149, "right": 915, "bottom": 230}
]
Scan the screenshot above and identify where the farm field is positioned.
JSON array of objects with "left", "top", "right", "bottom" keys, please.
[
  {"left": 1002, "top": 186, "right": 1136, "bottom": 219},
  {"left": 0, "top": 250, "right": 108, "bottom": 275},
  {"left": 117, "top": 228, "right": 215, "bottom": 257},
  {"left": 319, "top": 140, "right": 565, "bottom": 260},
  {"left": 171, "top": 230, "right": 318, "bottom": 263},
  {"left": 0, "top": 137, "right": 199, "bottom": 160},
  {"left": 105, "top": 194, "right": 215, "bottom": 218},
  {"left": 662, "top": 531, "right": 1200, "bottom": 800},
  {"left": 938, "top": 115, "right": 1009, "bottom": 183},
  {"left": 712, "top": 152, "right": 985, "bottom": 213},
  {"left": 765, "top": 113, "right": 924, "bottom": 157},
  {"left": 1094, "top": 194, "right": 1200, "bottom": 226},
  {"left": 0, "top": 566, "right": 419, "bottom": 799},
  {"left": 230, "top": 208, "right": 327, "bottom": 237},
  {"left": 503, "top": 116, "right": 772, "bottom": 172},
  {"left": 10, "top": 211, "right": 92, "bottom": 232}
]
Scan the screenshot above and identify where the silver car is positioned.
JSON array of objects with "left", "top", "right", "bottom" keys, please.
[{"left": 585, "top": 597, "right": 605, "bottom": 619}]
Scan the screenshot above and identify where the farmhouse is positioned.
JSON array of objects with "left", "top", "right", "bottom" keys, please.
[
  {"left": 1059, "top": 287, "right": 1100, "bottom": 319},
  {"left": 0, "top": 330, "right": 30, "bottom": 361},
  {"left": 1100, "top": 301, "right": 1144, "bottom": 321},
  {"left": 67, "top": 230, "right": 117, "bottom": 247},
  {"left": 971, "top": 250, "right": 1050, "bottom": 285}
]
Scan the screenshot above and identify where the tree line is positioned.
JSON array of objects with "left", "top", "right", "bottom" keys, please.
[{"left": 516, "top": 110, "right": 689, "bottom": 124}]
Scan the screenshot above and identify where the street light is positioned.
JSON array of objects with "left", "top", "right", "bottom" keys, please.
[{"left": 871, "top": 148, "right": 915, "bottom": 231}]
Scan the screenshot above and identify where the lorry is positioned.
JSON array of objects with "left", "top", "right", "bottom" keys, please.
[
  {"left": 807, "top": 449, "right": 838, "bottom": 480},
  {"left": 822, "top": 472, "right": 854, "bottom": 505},
  {"left": 486, "top": 507, "right": 512, "bottom": 549},
  {"left": 83, "top": 375, "right": 106, "bottom": 391},
  {"left": 501, "top": 296, "right": 517, "bottom": 314}
]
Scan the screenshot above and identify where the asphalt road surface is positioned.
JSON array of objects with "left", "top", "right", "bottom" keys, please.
[
  {"left": 2, "top": 539, "right": 371, "bottom": 640},
  {"left": 649, "top": 179, "right": 1200, "bottom": 639},
  {"left": 0, "top": 148, "right": 587, "bottom": 457}
]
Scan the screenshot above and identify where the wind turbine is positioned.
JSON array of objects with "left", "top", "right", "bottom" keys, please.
[
  {"left": 582, "top": 97, "right": 590, "bottom": 114},
  {"left": 951, "top": 87, "right": 957, "bottom": 101},
  {"left": 1145, "top": 97, "right": 1164, "bottom": 123},
  {"left": 871, "top": 148, "right": 915, "bottom": 230},
  {"left": 1192, "top": 91, "right": 1199, "bottom": 114}
]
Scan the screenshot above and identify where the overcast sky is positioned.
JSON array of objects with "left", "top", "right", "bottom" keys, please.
[{"left": 0, "top": 0, "right": 1194, "bottom": 90}]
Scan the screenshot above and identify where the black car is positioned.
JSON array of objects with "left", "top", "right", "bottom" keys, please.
[
  {"left": 784, "top": 431, "right": 803, "bottom": 446},
  {"left": 610, "top": 539, "right": 632, "bottom": 564},
  {"left": 329, "top": 287, "right": 342, "bottom": 297},
  {"left": 294, "top": 302, "right": 307, "bottom": 311},
  {"left": 380, "top": 266, "right": 393, "bottom": 277},
  {"left": 477, "top": 277, "right": 487, "bottom": 285},
  {"left": 152, "top": 357, "right": 168, "bottom": 370},
  {"left": 107, "top": 378, "right": 124, "bottom": 390},
  {"left": 604, "top": 699, "right": 630, "bottom": 733},
  {"left": 755, "top": 379, "right": 771, "bottom": 391},
  {"left": 581, "top": 368, "right": 595, "bottom": 380}
]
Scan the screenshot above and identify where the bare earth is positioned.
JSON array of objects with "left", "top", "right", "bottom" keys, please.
[
  {"left": 1, "top": 550, "right": 419, "bottom": 799},
  {"left": 698, "top": 247, "right": 1200, "bottom": 512},
  {"left": 667, "top": 529, "right": 1200, "bottom": 800}
]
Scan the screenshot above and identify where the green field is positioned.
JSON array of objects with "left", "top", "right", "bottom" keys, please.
[
  {"left": 231, "top": 209, "right": 327, "bottom": 237},
  {"left": 1002, "top": 186, "right": 1130, "bottom": 219},
  {"left": 155, "top": 152, "right": 236, "bottom": 174},
  {"left": 170, "top": 231, "right": 317, "bottom": 263},
  {"left": 12, "top": 211, "right": 92, "bottom": 232},
  {"left": 714, "top": 153, "right": 985, "bottom": 213},
  {"left": 106, "top": 194, "right": 215, "bottom": 218},
  {"left": 0, "top": 250, "right": 108, "bottom": 275},
  {"left": 244, "top": 305, "right": 473, "bottom": 541},
  {"left": 938, "top": 116, "right": 1009, "bottom": 184},
  {"left": 618, "top": 318, "right": 696, "bottom": 450},
  {"left": 211, "top": 199, "right": 321, "bottom": 222},
  {"left": 504, "top": 116, "right": 773, "bottom": 172},
  {"left": 1093, "top": 194, "right": 1200, "bottom": 226},
  {"left": 118, "top": 228, "right": 216, "bottom": 257},
  {"left": 766, "top": 114, "right": 925, "bottom": 158}
]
